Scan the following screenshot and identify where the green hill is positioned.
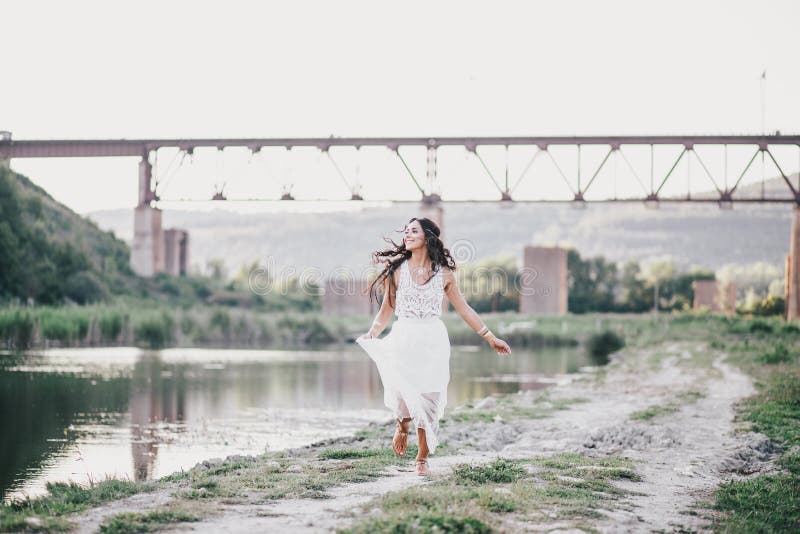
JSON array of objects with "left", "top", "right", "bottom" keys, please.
[{"left": 0, "top": 165, "right": 135, "bottom": 304}]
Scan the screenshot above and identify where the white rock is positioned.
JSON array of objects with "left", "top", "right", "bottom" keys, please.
[{"left": 474, "top": 396, "right": 497, "bottom": 410}]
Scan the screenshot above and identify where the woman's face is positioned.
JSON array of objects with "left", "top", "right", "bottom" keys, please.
[{"left": 403, "top": 221, "right": 425, "bottom": 251}]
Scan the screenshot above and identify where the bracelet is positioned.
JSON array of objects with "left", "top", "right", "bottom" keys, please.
[{"left": 477, "top": 325, "right": 489, "bottom": 336}]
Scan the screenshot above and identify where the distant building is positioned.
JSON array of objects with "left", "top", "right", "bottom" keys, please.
[
  {"left": 692, "top": 279, "right": 736, "bottom": 314},
  {"left": 131, "top": 205, "right": 190, "bottom": 277},
  {"left": 519, "top": 245, "right": 568, "bottom": 315},
  {"left": 321, "top": 277, "right": 378, "bottom": 316},
  {"left": 164, "top": 229, "right": 189, "bottom": 276}
]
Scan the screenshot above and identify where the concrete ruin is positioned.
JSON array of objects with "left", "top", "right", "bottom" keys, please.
[
  {"left": 131, "top": 155, "right": 189, "bottom": 277},
  {"left": 164, "top": 229, "right": 190, "bottom": 276},
  {"left": 321, "top": 277, "right": 379, "bottom": 316},
  {"left": 692, "top": 279, "right": 737, "bottom": 314},
  {"left": 519, "top": 245, "right": 568, "bottom": 315}
]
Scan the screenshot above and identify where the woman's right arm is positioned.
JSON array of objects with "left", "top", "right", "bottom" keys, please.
[{"left": 365, "top": 274, "right": 395, "bottom": 338}]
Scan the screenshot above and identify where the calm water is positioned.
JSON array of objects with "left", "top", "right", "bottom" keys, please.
[{"left": 0, "top": 343, "right": 589, "bottom": 501}]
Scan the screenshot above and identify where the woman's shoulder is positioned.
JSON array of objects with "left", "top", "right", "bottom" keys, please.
[{"left": 439, "top": 264, "right": 455, "bottom": 280}]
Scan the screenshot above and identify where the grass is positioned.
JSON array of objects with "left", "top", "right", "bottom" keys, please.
[
  {"left": 451, "top": 459, "right": 526, "bottom": 485},
  {"left": 99, "top": 507, "right": 201, "bottom": 534},
  {"left": 445, "top": 394, "right": 589, "bottom": 424},
  {"left": 0, "top": 478, "right": 154, "bottom": 533},
  {"left": 703, "top": 316, "right": 800, "bottom": 533},
  {"left": 629, "top": 391, "right": 705, "bottom": 421},
  {"left": 341, "top": 454, "right": 641, "bottom": 533},
  {"left": 161, "top": 444, "right": 423, "bottom": 505}
]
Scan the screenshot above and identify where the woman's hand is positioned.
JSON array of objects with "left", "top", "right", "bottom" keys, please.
[
  {"left": 488, "top": 335, "right": 511, "bottom": 356},
  {"left": 362, "top": 327, "right": 380, "bottom": 340}
]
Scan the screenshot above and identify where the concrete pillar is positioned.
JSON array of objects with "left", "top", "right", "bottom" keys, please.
[
  {"left": 786, "top": 254, "right": 792, "bottom": 321},
  {"left": 426, "top": 146, "right": 437, "bottom": 196},
  {"left": 138, "top": 153, "right": 155, "bottom": 207},
  {"left": 520, "top": 246, "right": 568, "bottom": 315},
  {"left": 418, "top": 202, "right": 445, "bottom": 243},
  {"left": 692, "top": 280, "right": 737, "bottom": 314},
  {"left": 0, "top": 131, "right": 12, "bottom": 170},
  {"left": 164, "top": 229, "right": 189, "bottom": 276},
  {"left": 131, "top": 205, "right": 164, "bottom": 277},
  {"left": 788, "top": 205, "right": 800, "bottom": 320},
  {"left": 322, "top": 278, "right": 377, "bottom": 316}
]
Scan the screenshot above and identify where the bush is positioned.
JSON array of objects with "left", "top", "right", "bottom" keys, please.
[
  {"left": 759, "top": 343, "right": 795, "bottom": 365},
  {"left": 748, "top": 319, "right": 774, "bottom": 334},
  {"left": 134, "top": 312, "right": 174, "bottom": 349},
  {"left": 64, "top": 271, "right": 109, "bottom": 304},
  {"left": 748, "top": 294, "right": 786, "bottom": 317},
  {"left": 585, "top": 330, "right": 625, "bottom": 364}
]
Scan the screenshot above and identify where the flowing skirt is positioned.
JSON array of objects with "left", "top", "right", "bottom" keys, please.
[{"left": 356, "top": 316, "right": 450, "bottom": 454}]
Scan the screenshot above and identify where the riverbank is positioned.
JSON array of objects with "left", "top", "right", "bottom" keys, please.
[
  {"left": 2, "top": 313, "right": 797, "bottom": 532},
  {"left": 0, "top": 306, "right": 581, "bottom": 351}
]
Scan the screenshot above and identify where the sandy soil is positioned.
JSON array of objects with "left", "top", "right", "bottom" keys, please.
[{"left": 68, "top": 340, "right": 778, "bottom": 533}]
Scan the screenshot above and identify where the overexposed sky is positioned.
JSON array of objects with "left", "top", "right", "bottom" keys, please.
[{"left": 4, "top": 0, "right": 800, "bottom": 213}]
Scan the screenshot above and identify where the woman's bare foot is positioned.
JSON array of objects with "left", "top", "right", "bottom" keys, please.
[
  {"left": 415, "top": 458, "right": 430, "bottom": 476},
  {"left": 392, "top": 417, "right": 411, "bottom": 456},
  {"left": 415, "top": 426, "right": 431, "bottom": 475}
]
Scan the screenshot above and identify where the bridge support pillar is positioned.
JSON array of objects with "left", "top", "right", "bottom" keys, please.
[
  {"left": 520, "top": 246, "right": 568, "bottom": 315},
  {"left": 787, "top": 205, "right": 800, "bottom": 320},
  {"left": 131, "top": 154, "right": 164, "bottom": 276}
]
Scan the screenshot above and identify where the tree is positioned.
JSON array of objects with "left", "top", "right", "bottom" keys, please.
[
  {"left": 640, "top": 257, "right": 676, "bottom": 314},
  {"left": 567, "top": 249, "right": 618, "bottom": 313},
  {"left": 618, "top": 261, "right": 651, "bottom": 312}
]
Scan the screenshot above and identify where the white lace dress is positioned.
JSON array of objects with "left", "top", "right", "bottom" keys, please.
[{"left": 356, "top": 260, "right": 450, "bottom": 454}]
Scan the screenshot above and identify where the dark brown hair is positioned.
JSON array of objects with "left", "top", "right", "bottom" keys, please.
[{"left": 365, "top": 217, "right": 457, "bottom": 309}]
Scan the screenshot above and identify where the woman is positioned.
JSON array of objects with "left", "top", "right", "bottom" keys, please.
[{"left": 356, "top": 217, "right": 512, "bottom": 476}]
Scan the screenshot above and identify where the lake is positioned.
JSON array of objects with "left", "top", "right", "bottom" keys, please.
[{"left": 0, "top": 343, "right": 589, "bottom": 501}]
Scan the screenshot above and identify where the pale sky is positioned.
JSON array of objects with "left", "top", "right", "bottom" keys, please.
[{"left": 4, "top": 0, "right": 800, "bottom": 213}]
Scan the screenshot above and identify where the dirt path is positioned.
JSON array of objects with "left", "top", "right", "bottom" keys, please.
[{"left": 72, "top": 340, "right": 774, "bottom": 533}]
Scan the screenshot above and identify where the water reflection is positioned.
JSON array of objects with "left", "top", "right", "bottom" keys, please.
[{"left": 0, "top": 344, "right": 587, "bottom": 500}]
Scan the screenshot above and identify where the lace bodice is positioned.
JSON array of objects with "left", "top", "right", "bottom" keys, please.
[{"left": 394, "top": 260, "right": 445, "bottom": 319}]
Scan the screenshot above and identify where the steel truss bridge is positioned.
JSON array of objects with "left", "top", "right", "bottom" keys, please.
[{"left": 1, "top": 135, "right": 799, "bottom": 206}]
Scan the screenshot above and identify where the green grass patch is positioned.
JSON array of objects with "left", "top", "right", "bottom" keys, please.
[
  {"left": 630, "top": 390, "right": 705, "bottom": 421},
  {"left": 319, "top": 449, "right": 386, "bottom": 460},
  {"left": 447, "top": 394, "right": 589, "bottom": 424},
  {"left": 757, "top": 343, "right": 797, "bottom": 365},
  {"left": 340, "top": 513, "right": 493, "bottom": 534},
  {"left": 452, "top": 459, "right": 526, "bottom": 485},
  {"left": 708, "top": 316, "right": 800, "bottom": 533},
  {"left": 343, "top": 452, "right": 640, "bottom": 532},
  {"left": 99, "top": 508, "right": 201, "bottom": 534},
  {"left": 713, "top": 474, "right": 800, "bottom": 533},
  {"left": 168, "top": 446, "right": 419, "bottom": 505},
  {"left": 0, "top": 478, "right": 153, "bottom": 532},
  {"left": 741, "top": 370, "right": 800, "bottom": 445}
]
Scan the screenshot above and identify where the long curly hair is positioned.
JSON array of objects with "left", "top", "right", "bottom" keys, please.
[{"left": 365, "top": 217, "right": 457, "bottom": 310}]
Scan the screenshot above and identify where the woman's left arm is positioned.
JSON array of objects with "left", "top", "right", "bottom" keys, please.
[{"left": 443, "top": 268, "right": 511, "bottom": 356}]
